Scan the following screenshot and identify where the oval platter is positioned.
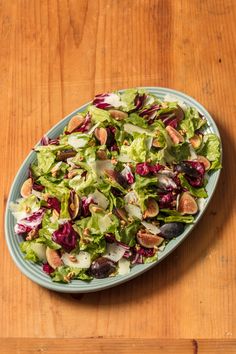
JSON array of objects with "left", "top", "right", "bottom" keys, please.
[{"left": 5, "top": 87, "right": 222, "bottom": 293}]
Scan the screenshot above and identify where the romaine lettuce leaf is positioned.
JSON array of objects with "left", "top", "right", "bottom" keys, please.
[{"left": 197, "top": 134, "right": 222, "bottom": 170}]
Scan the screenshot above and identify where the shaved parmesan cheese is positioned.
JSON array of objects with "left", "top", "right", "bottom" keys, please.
[
  {"left": 62, "top": 251, "right": 91, "bottom": 269},
  {"left": 104, "top": 243, "right": 126, "bottom": 262},
  {"left": 125, "top": 204, "right": 142, "bottom": 220},
  {"left": 89, "top": 190, "right": 109, "bottom": 210},
  {"left": 124, "top": 123, "right": 153, "bottom": 136},
  {"left": 31, "top": 243, "right": 47, "bottom": 262},
  {"left": 141, "top": 221, "right": 160, "bottom": 235},
  {"left": 68, "top": 135, "right": 88, "bottom": 149},
  {"left": 118, "top": 258, "right": 130, "bottom": 275}
]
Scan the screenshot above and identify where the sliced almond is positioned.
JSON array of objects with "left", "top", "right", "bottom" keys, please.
[
  {"left": 20, "top": 178, "right": 33, "bottom": 198},
  {"left": 94, "top": 127, "right": 108, "bottom": 145},
  {"left": 67, "top": 114, "right": 85, "bottom": 133},
  {"left": 178, "top": 192, "right": 198, "bottom": 215},
  {"left": 109, "top": 109, "right": 128, "bottom": 120},
  {"left": 137, "top": 230, "right": 164, "bottom": 248},
  {"left": 46, "top": 247, "right": 62, "bottom": 269},
  {"left": 197, "top": 155, "right": 211, "bottom": 170},
  {"left": 166, "top": 125, "right": 184, "bottom": 144},
  {"left": 143, "top": 198, "right": 159, "bottom": 218}
]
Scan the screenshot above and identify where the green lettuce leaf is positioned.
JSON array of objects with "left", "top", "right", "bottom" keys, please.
[
  {"left": 116, "top": 220, "right": 140, "bottom": 246},
  {"left": 36, "top": 150, "right": 56, "bottom": 174},
  {"left": 89, "top": 105, "right": 111, "bottom": 123},
  {"left": 178, "top": 174, "right": 208, "bottom": 198},
  {"left": 127, "top": 113, "right": 148, "bottom": 128},
  {"left": 37, "top": 176, "right": 71, "bottom": 219},
  {"left": 180, "top": 107, "right": 207, "bottom": 139},
  {"left": 121, "top": 134, "right": 149, "bottom": 162},
  {"left": 51, "top": 266, "right": 92, "bottom": 283},
  {"left": 169, "top": 142, "right": 190, "bottom": 162},
  {"left": 157, "top": 209, "right": 194, "bottom": 223},
  {"left": 120, "top": 89, "right": 138, "bottom": 112},
  {"left": 198, "top": 134, "right": 222, "bottom": 170}
]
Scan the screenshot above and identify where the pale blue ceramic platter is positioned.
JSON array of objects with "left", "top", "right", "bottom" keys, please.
[{"left": 5, "top": 87, "right": 222, "bottom": 293}]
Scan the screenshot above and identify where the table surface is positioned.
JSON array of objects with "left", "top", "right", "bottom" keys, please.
[{"left": 1, "top": 0, "right": 236, "bottom": 353}]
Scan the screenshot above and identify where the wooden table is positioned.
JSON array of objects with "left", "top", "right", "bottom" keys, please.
[{"left": 1, "top": 1, "right": 236, "bottom": 353}]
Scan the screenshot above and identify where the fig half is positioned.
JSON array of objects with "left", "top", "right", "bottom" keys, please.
[
  {"left": 166, "top": 126, "right": 184, "bottom": 144},
  {"left": 197, "top": 155, "right": 211, "bottom": 170},
  {"left": 20, "top": 178, "right": 33, "bottom": 198},
  {"left": 68, "top": 191, "right": 80, "bottom": 219},
  {"left": 94, "top": 127, "right": 108, "bottom": 145},
  {"left": 143, "top": 198, "right": 159, "bottom": 218},
  {"left": 46, "top": 247, "right": 62, "bottom": 269},
  {"left": 178, "top": 192, "right": 198, "bottom": 215},
  {"left": 189, "top": 134, "right": 203, "bottom": 149},
  {"left": 109, "top": 109, "right": 128, "bottom": 120},
  {"left": 137, "top": 230, "right": 164, "bottom": 248},
  {"left": 67, "top": 114, "right": 85, "bottom": 133}
]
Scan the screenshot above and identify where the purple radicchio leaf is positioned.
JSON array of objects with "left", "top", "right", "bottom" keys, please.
[{"left": 52, "top": 221, "right": 79, "bottom": 252}]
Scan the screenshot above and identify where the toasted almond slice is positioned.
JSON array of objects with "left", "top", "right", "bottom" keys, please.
[
  {"left": 20, "top": 178, "right": 33, "bottom": 198},
  {"left": 46, "top": 247, "right": 62, "bottom": 269},
  {"left": 166, "top": 125, "right": 184, "bottom": 144},
  {"left": 67, "top": 114, "right": 85, "bottom": 133},
  {"left": 109, "top": 109, "right": 128, "bottom": 120}
]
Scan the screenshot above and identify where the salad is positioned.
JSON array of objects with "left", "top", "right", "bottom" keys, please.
[{"left": 10, "top": 88, "right": 221, "bottom": 283}]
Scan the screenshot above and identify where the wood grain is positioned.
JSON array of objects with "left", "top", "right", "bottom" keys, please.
[
  {"left": 0, "top": 0, "right": 236, "bottom": 348},
  {"left": 0, "top": 339, "right": 236, "bottom": 354}
]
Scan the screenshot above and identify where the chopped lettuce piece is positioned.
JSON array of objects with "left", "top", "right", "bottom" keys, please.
[
  {"left": 198, "top": 134, "right": 222, "bottom": 170},
  {"left": 179, "top": 174, "right": 208, "bottom": 198}
]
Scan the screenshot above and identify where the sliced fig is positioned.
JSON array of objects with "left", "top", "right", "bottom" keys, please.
[
  {"left": 20, "top": 178, "right": 33, "bottom": 198},
  {"left": 197, "top": 155, "right": 211, "bottom": 170},
  {"left": 94, "top": 127, "right": 108, "bottom": 145},
  {"left": 56, "top": 150, "right": 77, "bottom": 161},
  {"left": 137, "top": 230, "right": 164, "bottom": 248},
  {"left": 159, "top": 222, "right": 184, "bottom": 239},
  {"left": 178, "top": 192, "right": 198, "bottom": 215},
  {"left": 109, "top": 109, "right": 128, "bottom": 120},
  {"left": 46, "top": 247, "right": 62, "bottom": 269},
  {"left": 89, "top": 257, "right": 116, "bottom": 278},
  {"left": 96, "top": 149, "right": 108, "bottom": 160},
  {"left": 114, "top": 208, "right": 129, "bottom": 222},
  {"left": 189, "top": 134, "right": 203, "bottom": 149},
  {"left": 68, "top": 191, "right": 80, "bottom": 219},
  {"left": 143, "top": 198, "right": 159, "bottom": 218},
  {"left": 166, "top": 126, "right": 184, "bottom": 144},
  {"left": 67, "top": 114, "right": 85, "bottom": 133},
  {"left": 104, "top": 169, "right": 128, "bottom": 188}
]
